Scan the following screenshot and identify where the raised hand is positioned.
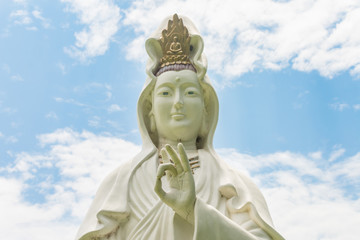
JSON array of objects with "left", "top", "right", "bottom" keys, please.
[{"left": 154, "top": 143, "right": 196, "bottom": 224}]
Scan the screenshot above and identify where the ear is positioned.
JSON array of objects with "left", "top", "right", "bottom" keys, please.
[
  {"left": 199, "top": 106, "right": 208, "bottom": 139},
  {"left": 150, "top": 113, "right": 156, "bottom": 133}
]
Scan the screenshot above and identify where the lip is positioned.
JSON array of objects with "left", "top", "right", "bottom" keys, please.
[{"left": 171, "top": 113, "right": 185, "bottom": 120}]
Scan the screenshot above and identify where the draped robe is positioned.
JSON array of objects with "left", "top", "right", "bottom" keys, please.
[{"left": 76, "top": 149, "right": 284, "bottom": 240}]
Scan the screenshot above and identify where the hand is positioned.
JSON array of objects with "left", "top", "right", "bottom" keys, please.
[{"left": 154, "top": 143, "right": 196, "bottom": 224}]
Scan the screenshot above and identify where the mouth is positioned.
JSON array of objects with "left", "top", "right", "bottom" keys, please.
[{"left": 171, "top": 113, "right": 185, "bottom": 120}]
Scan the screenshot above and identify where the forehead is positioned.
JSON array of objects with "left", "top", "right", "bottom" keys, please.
[{"left": 155, "top": 70, "right": 200, "bottom": 88}]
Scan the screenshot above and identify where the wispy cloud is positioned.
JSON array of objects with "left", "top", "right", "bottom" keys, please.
[
  {"left": 73, "top": 82, "right": 112, "bottom": 102},
  {"left": 0, "top": 101, "right": 17, "bottom": 114},
  {"left": 13, "top": 0, "right": 27, "bottom": 4},
  {"left": 353, "top": 104, "right": 360, "bottom": 110},
  {"left": 329, "top": 147, "right": 346, "bottom": 162},
  {"left": 2, "top": 64, "right": 11, "bottom": 73},
  {"left": 61, "top": 0, "right": 122, "bottom": 62},
  {"left": 10, "top": 9, "right": 32, "bottom": 25},
  {"left": 11, "top": 74, "right": 24, "bottom": 82},
  {"left": 54, "top": 97, "right": 87, "bottom": 107},
  {"left": 45, "top": 111, "right": 58, "bottom": 120},
  {"left": 330, "top": 102, "right": 350, "bottom": 111},
  {"left": 9, "top": 5, "right": 50, "bottom": 31},
  {"left": 6, "top": 136, "right": 18, "bottom": 144},
  {"left": 88, "top": 116, "right": 100, "bottom": 127},
  {"left": 57, "top": 62, "right": 67, "bottom": 75},
  {"left": 0, "top": 128, "right": 359, "bottom": 240},
  {"left": 32, "top": 9, "right": 51, "bottom": 29},
  {"left": 107, "top": 104, "right": 126, "bottom": 113},
  {"left": 2, "top": 64, "right": 25, "bottom": 82},
  {"left": 123, "top": 0, "right": 360, "bottom": 84},
  {"left": 308, "top": 151, "right": 322, "bottom": 160}
]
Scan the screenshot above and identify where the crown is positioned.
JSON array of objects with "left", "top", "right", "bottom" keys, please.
[{"left": 157, "top": 14, "right": 194, "bottom": 73}]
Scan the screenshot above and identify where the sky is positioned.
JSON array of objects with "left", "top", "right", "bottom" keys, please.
[{"left": 0, "top": 0, "right": 360, "bottom": 239}]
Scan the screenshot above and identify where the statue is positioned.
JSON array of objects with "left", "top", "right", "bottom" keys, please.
[{"left": 75, "top": 14, "right": 284, "bottom": 240}]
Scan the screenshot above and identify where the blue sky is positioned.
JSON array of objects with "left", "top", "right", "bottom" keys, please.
[{"left": 1, "top": 0, "right": 360, "bottom": 239}]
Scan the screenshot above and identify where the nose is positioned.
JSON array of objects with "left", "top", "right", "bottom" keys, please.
[{"left": 174, "top": 90, "right": 184, "bottom": 109}]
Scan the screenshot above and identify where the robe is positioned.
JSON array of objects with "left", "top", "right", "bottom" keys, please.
[{"left": 76, "top": 149, "right": 284, "bottom": 240}]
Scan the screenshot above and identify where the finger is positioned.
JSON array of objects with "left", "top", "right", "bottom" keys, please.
[
  {"left": 157, "top": 163, "right": 177, "bottom": 179},
  {"left": 161, "top": 149, "right": 173, "bottom": 181},
  {"left": 178, "top": 143, "right": 191, "bottom": 172},
  {"left": 161, "top": 148, "right": 170, "bottom": 164},
  {"left": 165, "top": 144, "right": 183, "bottom": 173},
  {"left": 154, "top": 173, "right": 166, "bottom": 200},
  {"left": 154, "top": 164, "right": 177, "bottom": 200}
]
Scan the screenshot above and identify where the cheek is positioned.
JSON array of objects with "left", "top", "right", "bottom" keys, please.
[
  {"left": 185, "top": 98, "right": 204, "bottom": 112},
  {"left": 153, "top": 98, "right": 172, "bottom": 117}
]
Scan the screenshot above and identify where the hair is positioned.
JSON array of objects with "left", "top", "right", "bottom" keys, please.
[{"left": 155, "top": 64, "right": 196, "bottom": 76}]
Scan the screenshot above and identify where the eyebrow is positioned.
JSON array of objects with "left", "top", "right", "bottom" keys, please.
[
  {"left": 156, "top": 82, "right": 174, "bottom": 89},
  {"left": 156, "top": 81, "right": 199, "bottom": 90}
]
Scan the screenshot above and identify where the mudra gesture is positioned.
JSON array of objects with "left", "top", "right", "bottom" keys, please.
[{"left": 76, "top": 14, "right": 284, "bottom": 240}]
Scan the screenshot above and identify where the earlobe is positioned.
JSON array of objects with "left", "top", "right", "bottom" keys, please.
[{"left": 199, "top": 107, "right": 208, "bottom": 138}]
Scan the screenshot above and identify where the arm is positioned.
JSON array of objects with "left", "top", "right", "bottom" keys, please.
[{"left": 194, "top": 198, "right": 271, "bottom": 240}]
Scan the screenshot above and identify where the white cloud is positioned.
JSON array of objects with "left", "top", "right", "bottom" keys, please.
[
  {"left": 329, "top": 147, "right": 346, "bottom": 162},
  {"left": 1, "top": 128, "right": 359, "bottom": 240},
  {"left": 330, "top": 102, "right": 349, "bottom": 111},
  {"left": 73, "top": 82, "right": 113, "bottom": 102},
  {"left": 57, "top": 62, "right": 67, "bottom": 75},
  {"left": 10, "top": 9, "right": 32, "bottom": 25},
  {"left": 6, "top": 136, "right": 18, "bottom": 143},
  {"left": 54, "top": 97, "right": 87, "bottom": 107},
  {"left": 123, "top": 0, "right": 360, "bottom": 84},
  {"left": 62, "top": 0, "right": 122, "bottom": 62},
  {"left": 2, "top": 64, "right": 11, "bottom": 73},
  {"left": 107, "top": 104, "right": 126, "bottom": 113},
  {"left": 32, "top": 10, "right": 51, "bottom": 28},
  {"left": 1, "top": 128, "right": 140, "bottom": 239},
  {"left": 308, "top": 151, "right": 322, "bottom": 160},
  {"left": 45, "top": 111, "right": 58, "bottom": 120},
  {"left": 13, "top": 0, "right": 27, "bottom": 4},
  {"left": 11, "top": 74, "right": 24, "bottom": 82},
  {"left": 218, "top": 148, "right": 360, "bottom": 240},
  {"left": 353, "top": 104, "right": 360, "bottom": 110},
  {"left": 0, "top": 101, "right": 17, "bottom": 114},
  {"left": 88, "top": 116, "right": 100, "bottom": 127},
  {"left": 10, "top": 6, "right": 51, "bottom": 31}
]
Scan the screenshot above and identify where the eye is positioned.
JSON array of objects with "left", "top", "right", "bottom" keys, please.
[
  {"left": 156, "top": 87, "right": 172, "bottom": 96},
  {"left": 185, "top": 88, "right": 199, "bottom": 96}
]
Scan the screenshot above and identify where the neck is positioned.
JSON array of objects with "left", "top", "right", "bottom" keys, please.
[{"left": 158, "top": 137, "right": 197, "bottom": 152}]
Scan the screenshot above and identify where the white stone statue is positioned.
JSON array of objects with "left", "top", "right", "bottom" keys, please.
[{"left": 76, "top": 14, "right": 285, "bottom": 240}]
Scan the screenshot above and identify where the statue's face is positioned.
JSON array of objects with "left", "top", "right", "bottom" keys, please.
[{"left": 153, "top": 70, "right": 204, "bottom": 142}]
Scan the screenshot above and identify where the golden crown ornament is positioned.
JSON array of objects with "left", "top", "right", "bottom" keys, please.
[{"left": 156, "top": 14, "right": 196, "bottom": 76}]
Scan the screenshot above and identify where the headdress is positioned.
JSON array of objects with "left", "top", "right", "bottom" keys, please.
[{"left": 155, "top": 14, "right": 196, "bottom": 76}]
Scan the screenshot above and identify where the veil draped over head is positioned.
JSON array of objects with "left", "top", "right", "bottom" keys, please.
[
  {"left": 75, "top": 14, "right": 284, "bottom": 240},
  {"left": 139, "top": 14, "right": 218, "bottom": 151}
]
